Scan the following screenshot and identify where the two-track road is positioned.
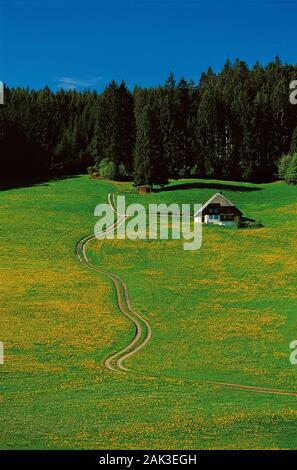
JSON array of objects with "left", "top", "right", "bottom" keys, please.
[{"left": 76, "top": 194, "right": 151, "bottom": 372}]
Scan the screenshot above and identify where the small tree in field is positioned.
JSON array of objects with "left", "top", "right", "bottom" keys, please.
[{"left": 97, "top": 158, "right": 117, "bottom": 180}]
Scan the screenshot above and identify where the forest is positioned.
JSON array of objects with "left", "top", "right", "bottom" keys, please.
[{"left": 1, "top": 57, "right": 297, "bottom": 186}]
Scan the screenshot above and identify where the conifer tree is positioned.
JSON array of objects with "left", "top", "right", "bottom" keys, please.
[{"left": 286, "top": 153, "right": 297, "bottom": 184}]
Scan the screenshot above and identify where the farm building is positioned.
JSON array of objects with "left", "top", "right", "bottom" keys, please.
[{"left": 194, "top": 192, "right": 242, "bottom": 226}]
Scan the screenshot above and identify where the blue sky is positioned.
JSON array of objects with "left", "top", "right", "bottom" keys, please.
[{"left": 0, "top": 0, "right": 296, "bottom": 91}]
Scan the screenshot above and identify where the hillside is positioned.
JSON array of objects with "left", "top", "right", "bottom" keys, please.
[{"left": 1, "top": 175, "right": 297, "bottom": 449}]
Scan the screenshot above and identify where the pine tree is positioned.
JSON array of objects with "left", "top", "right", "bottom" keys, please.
[
  {"left": 290, "top": 127, "right": 297, "bottom": 153},
  {"left": 133, "top": 104, "right": 151, "bottom": 186},
  {"left": 286, "top": 153, "right": 297, "bottom": 184},
  {"left": 196, "top": 67, "right": 218, "bottom": 177},
  {"left": 278, "top": 154, "right": 292, "bottom": 180},
  {"left": 134, "top": 92, "right": 168, "bottom": 187},
  {"left": 2, "top": 58, "right": 297, "bottom": 186},
  {"left": 95, "top": 80, "right": 134, "bottom": 173}
]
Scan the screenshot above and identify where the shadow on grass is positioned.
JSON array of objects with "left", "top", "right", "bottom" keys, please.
[
  {"left": 0, "top": 174, "right": 80, "bottom": 192},
  {"left": 154, "top": 181, "right": 263, "bottom": 193}
]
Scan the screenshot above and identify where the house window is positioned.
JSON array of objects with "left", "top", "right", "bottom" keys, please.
[{"left": 221, "top": 214, "right": 234, "bottom": 221}]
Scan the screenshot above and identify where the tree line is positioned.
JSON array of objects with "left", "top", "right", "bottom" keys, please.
[{"left": 1, "top": 57, "right": 297, "bottom": 187}]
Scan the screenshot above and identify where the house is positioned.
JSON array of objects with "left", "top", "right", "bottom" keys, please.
[{"left": 194, "top": 192, "right": 242, "bottom": 226}]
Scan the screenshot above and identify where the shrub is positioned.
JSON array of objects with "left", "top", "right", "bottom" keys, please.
[
  {"left": 248, "top": 220, "right": 264, "bottom": 229},
  {"left": 118, "top": 163, "right": 128, "bottom": 180},
  {"left": 190, "top": 164, "right": 199, "bottom": 177},
  {"left": 97, "top": 158, "right": 117, "bottom": 180},
  {"left": 235, "top": 216, "right": 244, "bottom": 228},
  {"left": 236, "top": 217, "right": 264, "bottom": 229},
  {"left": 278, "top": 152, "right": 297, "bottom": 185}
]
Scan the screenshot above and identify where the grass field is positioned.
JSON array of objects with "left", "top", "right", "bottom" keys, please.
[{"left": 1, "top": 175, "right": 297, "bottom": 449}]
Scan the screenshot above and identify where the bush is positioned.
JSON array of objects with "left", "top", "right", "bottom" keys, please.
[
  {"left": 236, "top": 217, "right": 264, "bottom": 229},
  {"left": 178, "top": 166, "right": 190, "bottom": 179},
  {"left": 97, "top": 158, "right": 117, "bottom": 180},
  {"left": 278, "top": 154, "right": 292, "bottom": 180},
  {"left": 118, "top": 163, "right": 128, "bottom": 180},
  {"left": 190, "top": 164, "right": 199, "bottom": 177},
  {"left": 235, "top": 216, "right": 244, "bottom": 228},
  {"left": 286, "top": 153, "right": 297, "bottom": 185},
  {"left": 278, "top": 152, "right": 297, "bottom": 185},
  {"left": 248, "top": 220, "right": 264, "bottom": 229}
]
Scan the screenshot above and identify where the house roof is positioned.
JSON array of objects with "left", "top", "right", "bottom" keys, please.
[{"left": 194, "top": 192, "right": 242, "bottom": 216}]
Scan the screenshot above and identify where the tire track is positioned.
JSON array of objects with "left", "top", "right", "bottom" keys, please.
[{"left": 76, "top": 194, "right": 151, "bottom": 373}]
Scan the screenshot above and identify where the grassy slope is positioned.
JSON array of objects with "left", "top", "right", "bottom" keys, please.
[
  {"left": 90, "top": 179, "right": 297, "bottom": 389},
  {"left": 1, "top": 175, "right": 297, "bottom": 449}
]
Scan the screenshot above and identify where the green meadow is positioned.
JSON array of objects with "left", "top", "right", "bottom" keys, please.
[{"left": 1, "top": 175, "right": 297, "bottom": 449}]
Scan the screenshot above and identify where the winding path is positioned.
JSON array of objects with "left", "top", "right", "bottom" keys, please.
[
  {"left": 76, "top": 194, "right": 297, "bottom": 398},
  {"left": 76, "top": 194, "right": 151, "bottom": 373}
]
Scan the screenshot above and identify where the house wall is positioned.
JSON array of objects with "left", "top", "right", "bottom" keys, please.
[
  {"left": 220, "top": 220, "right": 235, "bottom": 227},
  {"left": 207, "top": 214, "right": 221, "bottom": 225},
  {"left": 194, "top": 215, "right": 236, "bottom": 226},
  {"left": 208, "top": 219, "right": 221, "bottom": 225}
]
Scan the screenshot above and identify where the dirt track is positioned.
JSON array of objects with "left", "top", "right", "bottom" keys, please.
[{"left": 76, "top": 195, "right": 151, "bottom": 372}]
